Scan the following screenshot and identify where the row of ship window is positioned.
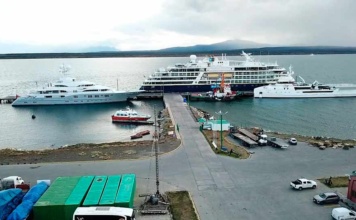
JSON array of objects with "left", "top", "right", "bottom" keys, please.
[
  {"left": 54, "top": 84, "right": 95, "bottom": 87},
  {"left": 150, "top": 75, "right": 274, "bottom": 81},
  {"left": 145, "top": 79, "right": 271, "bottom": 85},
  {"left": 44, "top": 94, "right": 112, "bottom": 98},
  {"left": 160, "top": 71, "right": 281, "bottom": 77},
  {"left": 38, "top": 89, "right": 110, "bottom": 94},
  {"left": 167, "top": 66, "right": 277, "bottom": 72}
]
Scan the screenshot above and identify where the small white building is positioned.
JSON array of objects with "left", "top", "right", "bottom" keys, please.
[{"left": 204, "top": 119, "right": 230, "bottom": 131}]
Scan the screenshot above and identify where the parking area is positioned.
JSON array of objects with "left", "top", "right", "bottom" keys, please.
[
  {"left": 0, "top": 138, "right": 354, "bottom": 220},
  {"left": 201, "top": 139, "right": 355, "bottom": 219}
]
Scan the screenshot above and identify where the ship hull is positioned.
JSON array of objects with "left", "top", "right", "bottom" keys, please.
[
  {"left": 12, "top": 91, "right": 141, "bottom": 106},
  {"left": 254, "top": 86, "right": 356, "bottom": 98},
  {"left": 140, "top": 83, "right": 265, "bottom": 93}
]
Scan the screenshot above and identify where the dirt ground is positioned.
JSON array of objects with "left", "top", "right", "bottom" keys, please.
[
  {"left": 0, "top": 140, "right": 181, "bottom": 165},
  {"left": 201, "top": 130, "right": 250, "bottom": 159},
  {"left": 166, "top": 191, "right": 199, "bottom": 220},
  {"left": 0, "top": 108, "right": 181, "bottom": 165}
]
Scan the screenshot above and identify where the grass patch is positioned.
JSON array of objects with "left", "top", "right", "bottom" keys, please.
[
  {"left": 167, "top": 191, "right": 199, "bottom": 220},
  {"left": 201, "top": 130, "right": 250, "bottom": 159},
  {"left": 318, "top": 176, "right": 350, "bottom": 188}
]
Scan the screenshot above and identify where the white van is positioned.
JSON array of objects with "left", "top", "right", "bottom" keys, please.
[
  {"left": 0, "top": 176, "right": 25, "bottom": 189},
  {"left": 73, "top": 207, "right": 135, "bottom": 220},
  {"left": 332, "top": 207, "right": 356, "bottom": 220}
]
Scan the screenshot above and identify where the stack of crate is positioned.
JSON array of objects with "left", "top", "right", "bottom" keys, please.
[{"left": 32, "top": 174, "right": 136, "bottom": 220}]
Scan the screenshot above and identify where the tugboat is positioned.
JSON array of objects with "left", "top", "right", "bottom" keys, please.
[
  {"left": 112, "top": 108, "right": 152, "bottom": 123},
  {"left": 190, "top": 74, "right": 240, "bottom": 101}
]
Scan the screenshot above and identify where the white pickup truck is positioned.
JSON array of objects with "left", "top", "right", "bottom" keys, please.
[{"left": 290, "top": 178, "right": 317, "bottom": 190}]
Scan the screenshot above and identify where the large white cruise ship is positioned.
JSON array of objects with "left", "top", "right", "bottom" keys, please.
[
  {"left": 254, "top": 67, "right": 356, "bottom": 98},
  {"left": 140, "top": 51, "right": 289, "bottom": 93},
  {"left": 12, "top": 66, "right": 143, "bottom": 106}
]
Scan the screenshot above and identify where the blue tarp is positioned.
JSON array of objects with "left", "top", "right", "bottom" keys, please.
[
  {"left": 0, "top": 189, "right": 23, "bottom": 220},
  {"left": 7, "top": 181, "right": 49, "bottom": 220}
]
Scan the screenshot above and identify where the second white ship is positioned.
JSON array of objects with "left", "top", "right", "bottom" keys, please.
[{"left": 254, "top": 67, "right": 356, "bottom": 98}]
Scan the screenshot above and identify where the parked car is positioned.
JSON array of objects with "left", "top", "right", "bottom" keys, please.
[
  {"left": 332, "top": 207, "right": 356, "bottom": 220},
  {"left": 313, "top": 192, "right": 340, "bottom": 204},
  {"left": 290, "top": 178, "right": 317, "bottom": 190},
  {"left": 289, "top": 138, "right": 297, "bottom": 145}
]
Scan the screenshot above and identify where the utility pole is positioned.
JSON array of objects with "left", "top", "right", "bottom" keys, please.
[
  {"left": 154, "top": 106, "right": 160, "bottom": 196},
  {"left": 215, "top": 110, "right": 228, "bottom": 150}
]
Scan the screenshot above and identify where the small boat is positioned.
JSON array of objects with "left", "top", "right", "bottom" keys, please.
[
  {"left": 112, "top": 108, "right": 151, "bottom": 123},
  {"left": 137, "top": 130, "right": 150, "bottom": 136},
  {"left": 130, "top": 134, "right": 143, "bottom": 139},
  {"left": 130, "top": 130, "right": 150, "bottom": 140},
  {"left": 190, "top": 74, "right": 240, "bottom": 101}
]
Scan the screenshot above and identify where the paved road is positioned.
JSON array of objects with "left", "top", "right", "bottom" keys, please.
[{"left": 1, "top": 94, "right": 356, "bottom": 220}]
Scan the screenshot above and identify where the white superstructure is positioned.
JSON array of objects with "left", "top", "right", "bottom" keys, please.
[
  {"left": 140, "top": 52, "right": 289, "bottom": 93},
  {"left": 254, "top": 67, "right": 356, "bottom": 98},
  {"left": 12, "top": 65, "right": 143, "bottom": 106}
]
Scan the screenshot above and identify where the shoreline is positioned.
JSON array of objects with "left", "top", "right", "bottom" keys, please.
[
  {"left": 190, "top": 106, "right": 356, "bottom": 150},
  {"left": 0, "top": 108, "right": 182, "bottom": 165},
  {"left": 1, "top": 105, "right": 355, "bottom": 165}
]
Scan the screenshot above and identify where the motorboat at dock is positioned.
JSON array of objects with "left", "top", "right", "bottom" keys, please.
[{"left": 111, "top": 107, "right": 152, "bottom": 123}]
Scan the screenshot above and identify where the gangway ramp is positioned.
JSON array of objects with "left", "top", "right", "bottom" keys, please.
[
  {"left": 237, "top": 128, "right": 259, "bottom": 142},
  {"left": 231, "top": 133, "right": 258, "bottom": 147}
]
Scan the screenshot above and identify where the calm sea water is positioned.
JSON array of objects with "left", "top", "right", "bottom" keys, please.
[{"left": 1, "top": 54, "right": 356, "bottom": 149}]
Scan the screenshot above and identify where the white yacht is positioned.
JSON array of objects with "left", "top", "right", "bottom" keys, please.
[
  {"left": 140, "top": 51, "right": 289, "bottom": 93},
  {"left": 12, "top": 65, "right": 143, "bottom": 106},
  {"left": 254, "top": 67, "right": 356, "bottom": 98}
]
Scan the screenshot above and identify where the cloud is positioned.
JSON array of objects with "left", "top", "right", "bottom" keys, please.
[
  {"left": 0, "top": 0, "right": 355, "bottom": 53},
  {"left": 149, "top": 0, "right": 356, "bottom": 46}
]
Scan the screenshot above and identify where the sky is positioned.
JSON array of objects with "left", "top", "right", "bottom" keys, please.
[{"left": 0, "top": 0, "right": 355, "bottom": 53}]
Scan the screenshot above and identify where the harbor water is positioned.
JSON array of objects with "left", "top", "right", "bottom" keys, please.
[{"left": 1, "top": 54, "right": 356, "bottom": 149}]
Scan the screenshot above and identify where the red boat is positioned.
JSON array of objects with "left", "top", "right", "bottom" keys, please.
[
  {"left": 137, "top": 130, "right": 150, "bottom": 136},
  {"left": 112, "top": 108, "right": 151, "bottom": 123},
  {"left": 130, "top": 134, "right": 143, "bottom": 139},
  {"left": 131, "top": 130, "right": 150, "bottom": 139},
  {"left": 130, "top": 130, "right": 150, "bottom": 140}
]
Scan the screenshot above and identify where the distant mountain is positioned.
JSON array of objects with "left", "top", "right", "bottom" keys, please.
[
  {"left": 64, "top": 46, "right": 118, "bottom": 53},
  {"left": 158, "top": 39, "right": 272, "bottom": 53}
]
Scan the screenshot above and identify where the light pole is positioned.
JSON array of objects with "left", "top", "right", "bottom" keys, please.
[{"left": 215, "top": 110, "right": 228, "bottom": 150}]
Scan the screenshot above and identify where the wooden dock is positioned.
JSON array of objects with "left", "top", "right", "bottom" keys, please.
[
  {"left": 230, "top": 133, "right": 258, "bottom": 147},
  {"left": 237, "top": 128, "right": 259, "bottom": 142},
  {"left": 135, "top": 93, "right": 163, "bottom": 100},
  {"left": 0, "top": 95, "right": 16, "bottom": 104}
]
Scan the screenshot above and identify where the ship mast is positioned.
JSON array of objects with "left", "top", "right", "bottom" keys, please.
[{"left": 220, "top": 73, "right": 225, "bottom": 93}]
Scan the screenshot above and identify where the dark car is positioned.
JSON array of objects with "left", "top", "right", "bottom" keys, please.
[{"left": 313, "top": 192, "right": 340, "bottom": 205}]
